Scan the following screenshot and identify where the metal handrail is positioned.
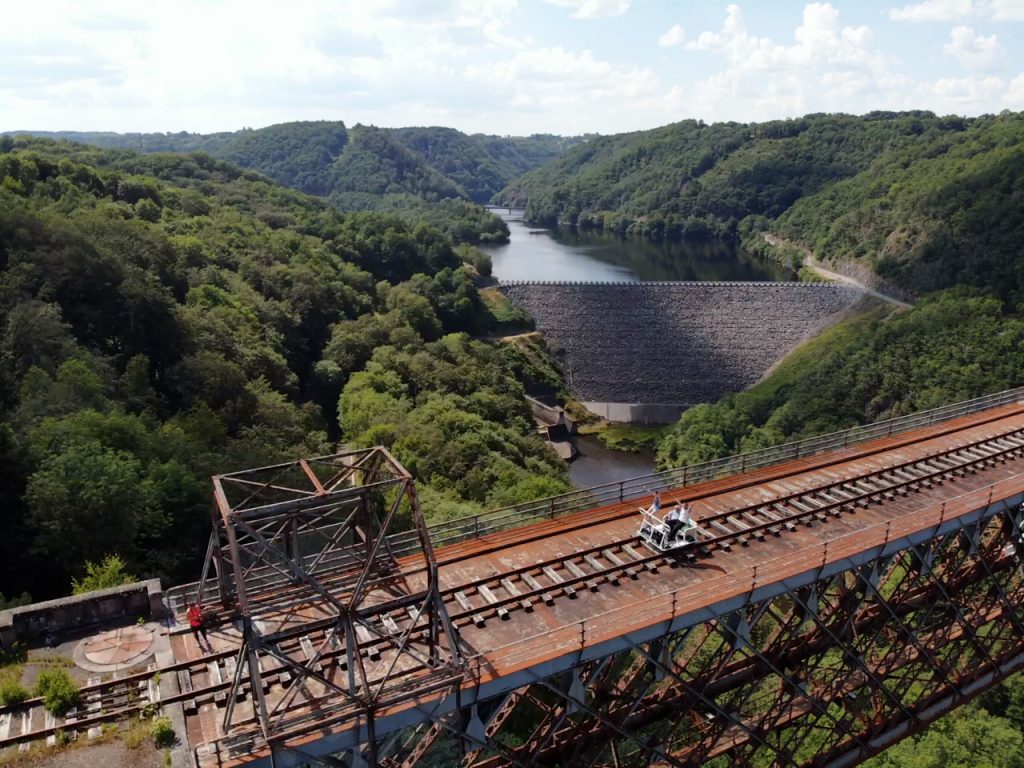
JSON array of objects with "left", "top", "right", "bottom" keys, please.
[
  {"left": 387, "top": 386, "right": 1024, "bottom": 556},
  {"left": 166, "top": 386, "right": 1024, "bottom": 606}
]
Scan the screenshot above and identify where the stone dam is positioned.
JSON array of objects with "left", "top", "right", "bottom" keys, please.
[{"left": 500, "top": 281, "right": 865, "bottom": 423}]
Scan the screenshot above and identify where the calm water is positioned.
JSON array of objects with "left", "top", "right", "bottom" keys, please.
[
  {"left": 484, "top": 218, "right": 793, "bottom": 283},
  {"left": 568, "top": 435, "right": 656, "bottom": 489}
]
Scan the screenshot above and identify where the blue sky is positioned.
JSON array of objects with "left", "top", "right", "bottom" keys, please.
[{"left": 2, "top": 0, "right": 1023, "bottom": 136}]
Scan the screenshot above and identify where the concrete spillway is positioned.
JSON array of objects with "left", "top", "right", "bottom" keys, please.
[{"left": 500, "top": 281, "right": 864, "bottom": 422}]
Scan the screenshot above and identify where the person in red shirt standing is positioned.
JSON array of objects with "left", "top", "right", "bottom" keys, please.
[{"left": 187, "top": 602, "right": 212, "bottom": 652}]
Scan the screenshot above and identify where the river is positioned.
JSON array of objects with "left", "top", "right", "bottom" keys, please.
[
  {"left": 483, "top": 216, "right": 792, "bottom": 283},
  {"left": 567, "top": 434, "right": 657, "bottom": 489}
]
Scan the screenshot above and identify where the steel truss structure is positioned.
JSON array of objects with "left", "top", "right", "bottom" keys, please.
[
  {"left": 196, "top": 449, "right": 464, "bottom": 763},
  {"left": 380, "top": 495, "right": 1024, "bottom": 768}
]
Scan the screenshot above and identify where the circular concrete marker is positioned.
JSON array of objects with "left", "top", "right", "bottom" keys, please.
[{"left": 75, "top": 626, "right": 155, "bottom": 672}]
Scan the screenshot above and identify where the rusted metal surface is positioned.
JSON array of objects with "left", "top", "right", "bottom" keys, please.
[
  {"left": 171, "top": 402, "right": 1024, "bottom": 767},
  {"left": 195, "top": 447, "right": 464, "bottom": 764},
  {"left": 7, "top": 403, "right": 1023, "bottom": 766}
]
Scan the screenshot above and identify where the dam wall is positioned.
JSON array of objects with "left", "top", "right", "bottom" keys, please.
[{"left": 500, "top": 281, "right": 864, "bottom": 421}]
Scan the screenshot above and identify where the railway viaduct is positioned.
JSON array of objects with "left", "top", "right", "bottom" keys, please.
[
  {"left": 3, "top": 397, "right": 1024, "bottom": 768},
  {"left": 499, "top": 281, "right": 865, "bottom": 422}
]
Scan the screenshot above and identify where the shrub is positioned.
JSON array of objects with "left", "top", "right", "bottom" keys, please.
[
  {"left": 71, "top": 554, "right": 136, "bottom": 595},
  {"left": 34, "top": 668, "right": 80, "bottom": 716},
  {"left": 0, "top": 678, "right": 29, "bottom": 707},
  {"left": 151, "top": 716, "right": 175, "bottom": 747}
]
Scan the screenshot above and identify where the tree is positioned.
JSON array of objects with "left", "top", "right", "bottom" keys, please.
[
  {"left": 71, "top": 554, "right": 137, "bottom": 594},
  {"left": 26, "top": 443, "right": 159, "bottom": 574}
]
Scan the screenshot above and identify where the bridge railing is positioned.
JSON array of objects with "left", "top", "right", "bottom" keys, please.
[
  {"left": 387, "top": 385, "right": 1024, "bottom": 557},
  {"left": 168, "top": 386, "right": 1024, "bottom": 607},
  {"left": 472, "top": 470, "right": 1024, "bottom": 673}
]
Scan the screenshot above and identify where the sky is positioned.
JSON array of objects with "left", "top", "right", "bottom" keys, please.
[{"left": 2, "top": 0, "right": 1023, "bottom": 137}]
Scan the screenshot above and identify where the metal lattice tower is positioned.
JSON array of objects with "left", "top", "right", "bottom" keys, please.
[{"left": 196, "top": 448, "right": 464, "bottom": 764}]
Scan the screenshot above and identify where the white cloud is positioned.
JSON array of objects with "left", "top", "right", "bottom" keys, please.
[
  {"left": 990, "top": 0, "right": 1024, "bottom": 19},
  {"left": 887, "top": 0, "right": 1024, "bottom": 20},
  {"left": 2, "top": 0, "right": 1023, "bottom": 136},
  {"left": 888, "top": 0, "right": 974, "bottom": 21},
  {"left": 1005, "top": 72, "right": 1024, "bottom": 105},
  {"left": 920, "top": 73, "right": 1005, "bottom": 112},
  {"left": 658, "top": 24, "right": 685, "bottom": 48},
  {"left": 678, "top": 4, "right": 906, "bottom": 122},
  {"left": 544, "top": 0, "right": 630, "bottom": 19},
  {"left": 944, "top": 26, "right": 1007, "bottom": 71}
]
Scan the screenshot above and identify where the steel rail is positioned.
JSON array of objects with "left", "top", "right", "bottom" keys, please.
[
  {"left": 166, "top": 401, "right": 1024, "bottom": 609},
  {"left": 179, "top": 406, "right": 1024, "bottom": 628},
  {"left": 437, "top": 423, "right": 1024, "bottom": 624},
  {"left": 7, "top": 408, "right": 1024, "bottom": 755}
]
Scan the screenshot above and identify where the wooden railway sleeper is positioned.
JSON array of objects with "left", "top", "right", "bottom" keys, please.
[
  {"left": 840, "top": 481, "right": 880, "bottom": 501},
  {"left": 822, "top": 485, "right": 855, "bottom": 500},
  {"left": 988, "top": 438, "right": 1022, "bottom": 455},
  {"left": 709, "top": 519, "right": 735, "bottom": 536},
  {"left": 956, "top": 448, "right": 991, "bottom": 465},
  {"left": 770, "top": 503, "right": 799, "bottom": 530},
  {"left": 995, "top": 435, "right": 1024, "bottom": 449},
  {"left": 888, "top": 467, "right": 923, "bottom": 485},
  {"left": 603, "top": 549, "right": 639, "bottom": 579},
  {"left": 740, "top": 513, "right": 769, "bottom": 538},
  {"left": 543, "top": 565, "right": 576, "bottom": 598},
  {"left": 623, "top": 543, "right": 660, "bottom": 569},
  {"left": 753, "top": 506, "right": 784, "bottom": 535},
  {"left": 177, "top": 670, "right": 198, "bottom": 714},
  {"left": 584, "top": 553, "right": 619, "bottom": 584},
  {"left": 811, "top": 491, "right": 849, "bottom": 512},
  {"left": 787, "top": 497, "right": 824, "bottom": 520},
  {"left": 208, "top": 661, "right": 226, "bottom": 705},
  {"left": 522, "top": 572, "right": 555, "bottom": 605},
  {"left": 564, "top": 560, "right": 599, "bottom": 592},
  {"left": 453, "top": 591, "right": 484, "bottom": 628},
  {"left": 500, "top": 577, "right": 534, "bottom": 612},
  {"left": 917, "top": 458, "right": 955, "bottom": 475},
  {"left": 478, "top": 585, "right": 510, "bottom": 620}
]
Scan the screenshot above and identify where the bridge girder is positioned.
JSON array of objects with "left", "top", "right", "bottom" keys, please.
[{"left": 381, "top": 496, "right": 1024, "bottom": 768}]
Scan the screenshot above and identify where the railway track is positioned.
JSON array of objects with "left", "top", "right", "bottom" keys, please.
[
  {"left": 4, "top": 411, "right": 1024, "bottom": 755},
  {"left": 172, "top": 404, "right": 1024, "bottom": 622},
  {"left": 434, "top": 423, "right": 1024, "bottom": 627}
]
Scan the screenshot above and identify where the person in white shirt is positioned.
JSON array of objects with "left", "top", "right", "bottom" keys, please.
[{"left": 665, "top": 503, "right": 684, "bottom": 540}]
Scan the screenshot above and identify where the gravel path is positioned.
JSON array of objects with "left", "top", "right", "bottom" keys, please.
[{"left": 12, "top": 741, "right": 162, "bottom": 768}]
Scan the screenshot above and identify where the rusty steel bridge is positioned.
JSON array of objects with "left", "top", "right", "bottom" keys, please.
[{"left": 3, "top": 390, "right": 1024, "bottom": 768}]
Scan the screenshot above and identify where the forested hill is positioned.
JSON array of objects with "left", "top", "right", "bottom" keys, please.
[
  {"left": 17, "top": 122, "right": 577, "bottom": 205},
  {"left": 0, "top": 136, "right": 569, "bottom": 603},
  {"left": 499, "top": 111, "right": 1024, "bottom": 301}
]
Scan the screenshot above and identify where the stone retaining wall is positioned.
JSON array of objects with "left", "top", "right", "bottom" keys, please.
[
  {"left": 500, "top": 282, "right": 863, "bottom": 416},
  {"left": 0, "top": 579, "right": 165, "bottom": 648}
]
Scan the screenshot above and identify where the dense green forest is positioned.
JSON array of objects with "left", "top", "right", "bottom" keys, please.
[
  {"left": 16, "top": 122, "right": 579, "bottom": 244},
  {"left": 4, "top": 111, "right": 1024, "bottom": 765},
  {"left": 0, "top": 136, "right": 568, "bottom": 603},
  {"left": 657, "top": 291, "right": 1024, "bottom": 467},
  {"left": 501, "top": 111, "right": 1024, "bottom": 300}
]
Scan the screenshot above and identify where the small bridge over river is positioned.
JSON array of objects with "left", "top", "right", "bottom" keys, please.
[{"left": 500, "top": 281, "right": 865, "bottom": 423}]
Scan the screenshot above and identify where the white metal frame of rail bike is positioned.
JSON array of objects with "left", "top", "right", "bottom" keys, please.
[{"left": 638, "top": 506, "right": 701, "bottom": 552}]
